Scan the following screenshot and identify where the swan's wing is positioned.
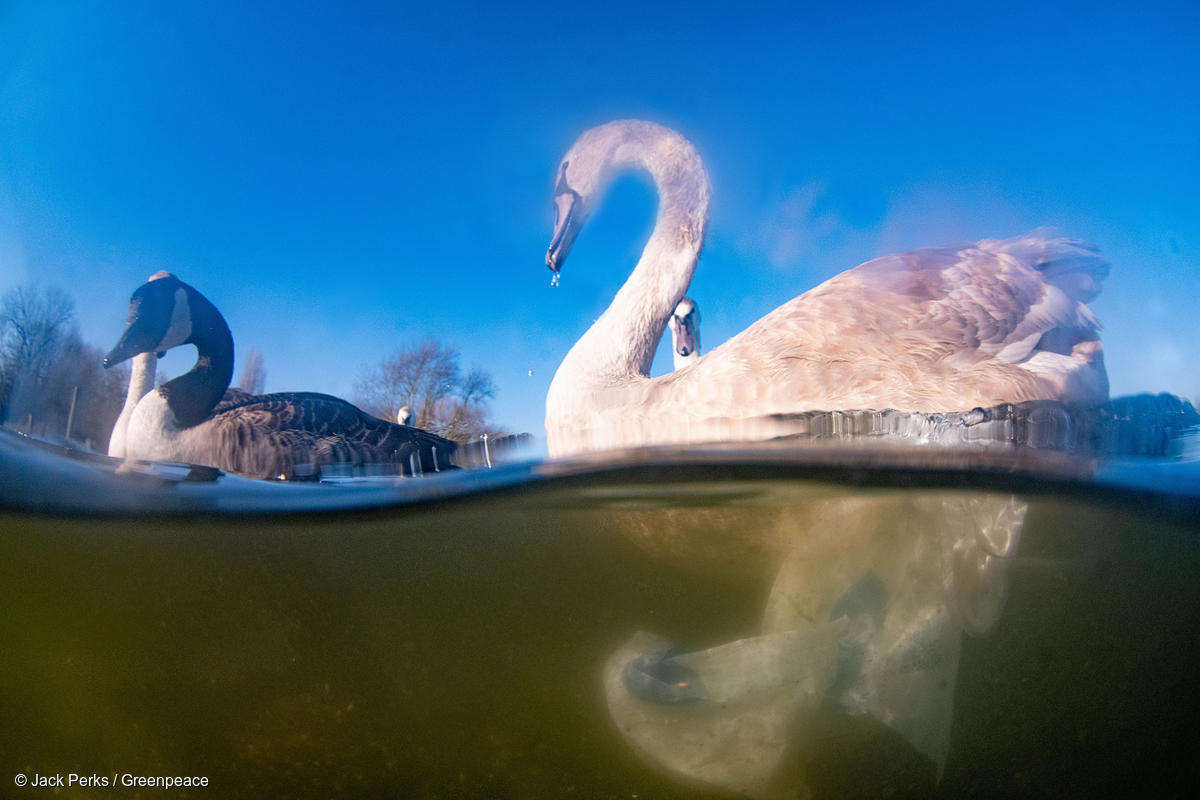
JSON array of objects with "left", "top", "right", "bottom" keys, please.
[
  {"left": 846, "top": 236, "right": 1106, "bottom": 366},
  {"left": 978, "top": 230, "right": 1107, "bottom": 304},
  {"left": 671, "top": 233, "right": 1108, "bottom": 412}
]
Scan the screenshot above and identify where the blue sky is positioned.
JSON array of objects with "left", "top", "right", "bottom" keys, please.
[{"left": 1, "top": 1, "right": 1197, "bottom": 447}]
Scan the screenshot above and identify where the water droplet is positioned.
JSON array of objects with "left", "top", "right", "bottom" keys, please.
[{"left": 550, "top": 272, "right": 560, "bottom": 288}]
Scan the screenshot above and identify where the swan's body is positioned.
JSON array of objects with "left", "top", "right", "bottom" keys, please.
[
  {"left": 104, "top": 273, "right": 457, "bottom": 479},
  {"left": 669, "top": 298, "right": 700, "bottom": 371},
  {"left": 544, "top": 120, "right": 1109, "bottom": 456}
]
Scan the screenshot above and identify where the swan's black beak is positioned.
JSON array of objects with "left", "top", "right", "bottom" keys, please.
[{"left": 546, "top": 189, "right": 582, "bottom": 273}]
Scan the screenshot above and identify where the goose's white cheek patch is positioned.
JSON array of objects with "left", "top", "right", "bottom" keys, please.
[{"left": 157, "top": 288, "right": 193, "bottom": 350}]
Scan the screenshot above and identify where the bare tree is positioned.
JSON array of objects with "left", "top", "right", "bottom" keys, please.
[
  {"left": 0, "top": 284, "right": 77, "bottom": 425},
  {"left": 41, "top": 330, "right": 128, "bottom": 448},
  {"left": 356, "top": 340, "right": 456, "bottom": 429},
  {"left": 0, "top": 283, "right": 126, "bottom": 447},
  {"left": 438, "top": 367, "right": 498, "bottom": 442},
  {"left": 460, "top": 366, "right": 496, "bottom": 407},
  {"left": 239, "top": 347, "right": 267, "bottom": 394},
  {"left": 354, "top": 339, "right": 504, "bottom": 442}
]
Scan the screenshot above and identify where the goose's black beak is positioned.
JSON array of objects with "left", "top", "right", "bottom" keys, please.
[
  {"left": 103, "top": 330, "right": 142, "bottom": 369},
  {"left": 103, "top": 272, "right": 187, "bottom": 368},
  {"left": 103, "top": 313, "right": 161, "bottom": 369},
  {"left": 546, "top": 189, "right": 582, "bottom": 273}
]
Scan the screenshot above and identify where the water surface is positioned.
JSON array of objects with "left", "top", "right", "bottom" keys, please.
[{"left": 1, "top": 399, "right": 1198, "bottom": 798}]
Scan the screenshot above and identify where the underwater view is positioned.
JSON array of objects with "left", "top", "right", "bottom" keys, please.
[{"left": 2, "top": 2, "right": 1199, "bottom": 798}]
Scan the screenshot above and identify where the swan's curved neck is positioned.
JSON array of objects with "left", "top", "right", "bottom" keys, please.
[
  {"left": 562, "top": 139, "right": 710, "bottom": 387},
  {"left": 159, "top": 289, "right": 234, "bottom": 428}
]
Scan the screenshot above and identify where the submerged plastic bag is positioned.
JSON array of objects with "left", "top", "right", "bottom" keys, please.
[
  {"left": 604, "top": 493, "right": 1027, "bottom": 798},
  {"left": 604, "top": 625, "right": 845, "bottom": 798}
]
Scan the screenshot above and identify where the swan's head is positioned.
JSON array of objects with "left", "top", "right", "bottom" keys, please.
[
  {"left": 546, "top": 120, "right": 704, "bottom": 274},
  {"left": 669, "top": 297, "right": 701, "bottom": 366},
  {"left": 103, "top": 271, "right": 195, "bottom": 368},
  {"left": 545, "top": 149, "right": 596, "bottom": 274}
]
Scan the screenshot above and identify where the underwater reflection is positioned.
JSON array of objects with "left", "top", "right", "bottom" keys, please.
[{"left": 601, "top": 491, "right": 1026, "bottom": 798}]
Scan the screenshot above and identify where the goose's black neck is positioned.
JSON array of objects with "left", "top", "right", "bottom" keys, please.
[{"left": 160, "top": 285, "right": 235, "bottom": 428}]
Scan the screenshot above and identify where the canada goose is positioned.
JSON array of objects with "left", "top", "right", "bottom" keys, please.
[{"left": 103, "top": 273, "right": 457, "bottom": 479}]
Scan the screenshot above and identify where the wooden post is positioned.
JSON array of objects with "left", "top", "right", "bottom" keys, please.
[{"left": 65, "top": 385, "right": 79, "bottom": 442}]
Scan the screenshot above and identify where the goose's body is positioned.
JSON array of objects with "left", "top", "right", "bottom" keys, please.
[
  {"left": 544, "top": 120, "right": 1109, "bottom": 457},
  {"left": 669, "top": 298, "right": 701, "bottom": 371},
  {"left": 108, "top": 353, "right": 267, "bottom": 458},
  {"left": 104, "top": 274, "right": 457, "bottom": 479}
]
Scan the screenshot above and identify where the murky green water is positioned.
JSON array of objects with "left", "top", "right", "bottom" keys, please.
[{"left": 2, "top": 429, "right": 1198, "bottom": 798}]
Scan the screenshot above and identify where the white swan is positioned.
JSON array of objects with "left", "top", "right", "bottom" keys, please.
[
  {"left": 544, "top": 120, "right": 1109, "bottom": 456},
  {"left": 669, "top": 297, "right": 700, "bottom": 371},
  {"left": 103, "top": 273, "right": 458, "bottom": 479}
]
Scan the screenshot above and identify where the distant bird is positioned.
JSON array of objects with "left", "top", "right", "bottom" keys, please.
[
  {"left": 543, "top": 120, "right": 1109, "bottom": 456},
  {"left": 668, "top": 298, "right": 701, "bottom": 371},
  {"left": 103, "top": 273, "right": 457, "bottom": 479},
  {"left": 396, "top": 405, "right": 415, "bottom": 426}
]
